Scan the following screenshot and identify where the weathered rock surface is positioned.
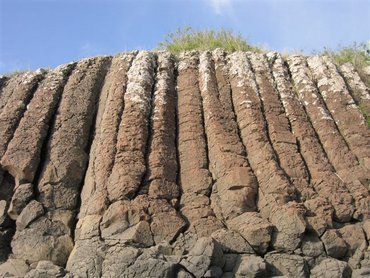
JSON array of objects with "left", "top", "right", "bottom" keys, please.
[
  {"left": 0, "top": 50, "right": 368, "bottom": 277},
  {"left": 310, "top": 258, "right": 351, "bottom": 278}
]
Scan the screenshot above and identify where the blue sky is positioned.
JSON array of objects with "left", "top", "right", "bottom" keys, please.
[{"left": 0, "top": 0, "right": 369, "bottom": 73}]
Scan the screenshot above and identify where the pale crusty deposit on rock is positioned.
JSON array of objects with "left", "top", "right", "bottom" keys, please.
[{"left": 0, "top": 50, "right": 369, "bottom": 277}]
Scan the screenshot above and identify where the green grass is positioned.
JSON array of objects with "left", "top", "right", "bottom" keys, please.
[
  {"left": 358, "top": 103, "right": 370, "bottom": 127},
  {"left": 157, "top": 26, "right": 262, "bottom": 54},
  {"left": 318, "top": 42, "right": 370, "bottom": 127},
  {"left": 319, "top": 42, "right": 370, "bottom": 88},
  {"left": 320, "top": 42, "right": 370, "bottom": 68}
]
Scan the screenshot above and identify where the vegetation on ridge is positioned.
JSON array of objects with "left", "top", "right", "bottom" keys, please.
[
  {"left": 319, "top": 42, "right": 370, "bottom": 127},
  {"left": 157, "top": 26, "right": 262, "bottom": 54},
  {"left": 320, "top": 42, "right": 369, "bottom": 70}
]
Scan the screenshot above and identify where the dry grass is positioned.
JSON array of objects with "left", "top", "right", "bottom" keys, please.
[{"left": 157, "top": 26, "right": 262, "bottom": 54}]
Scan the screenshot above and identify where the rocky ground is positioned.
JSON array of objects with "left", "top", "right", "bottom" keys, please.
[{"left": 0, "top": 50, "right": 369, "bottom": 277}]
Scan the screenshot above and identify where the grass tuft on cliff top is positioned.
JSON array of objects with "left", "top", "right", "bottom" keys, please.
[
  {"left": 319, "top": 42, "right": 370, "bottom": 127},
  {"left": 320, "top": 42, "right": 370, "bottom": 69},
  {"left": 157, "top": 26, "right": 262, "bottom": 54}
]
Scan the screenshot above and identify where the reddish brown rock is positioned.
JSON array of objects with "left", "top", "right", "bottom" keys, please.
[
  {"left": 0, "top": 70, "right": 45, "bottom": 161},
  {"left": 308, "top": 56, "right": 370, "bottom": 170},
  {"left": 249, "top": 53, "right": 311, "bottom": 203},
  {"left": 78, "top": 52, "right": 136, "bottom": 219},
  {"left": 107, "top": 51, "right": 156, "bottom": 201},
  {"left": 198, "top": 52, "right": 257, "bottom": 221},
  {"left": 11, "top": 56, "right": 111, "bottom": 267},
  {"left": 228, "top": 52, "right": 306, "bottom": 251},
  {"left": 0, "top": 50, "right": 368, "bottom": 277},
  {"left": 145, "top": 52, "right": 179, "bottom": 200},
  {"left": 339, "top": 62, "right": 370, "bottom": 122},
  {"left": 1, "top": 64, "right": 75, "bottom": 183},
  {"left": 227, "top": 212, "right": 273, "bottom": 255},
  {"left": 37, "top": 56, "right": 111, "bottom": 211},
  {"left": 321, "top": 229, "right": 348, "bottom": 259},
  {"left": 287, "top": 55, "right": 355, "bottom": 222},
  {"left": 176, "top": 51, "right": 222, "bottom": 238},
  {"left": 310, "top": 258, "right": 351, "bottom": 278},
  {"left": 7, "top": 183, "right": 33, "bottom": 220}
]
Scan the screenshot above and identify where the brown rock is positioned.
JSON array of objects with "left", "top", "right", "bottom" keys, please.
[
  {"left": 310, "top": 258, "right": 351, "bottom": 278},
  {"left": 177, "top": 51, "right": 213, "bottom": 196},
  {"left": 228, "top": 212, "right": 273, "bottom": 255},
  {"left": 211, "top": 229, "right": 255, "bottom": 254},
  {"left": 181, "top": 237, "right": 224, "bottom": 278},
  {"left": 198, "top": 52, "right": 257, "bottom": 220},
  {"left": 16, "top": 200, "right": 44, "bottom": 230},
  {"left": 37, "top": 56, "right": 111, "bottom": 211},
  {"left": 229, "top": 52, "right": 297, "bottom": 214},
  {"left": 78, "top": 52, "right": 136, "bottom": 219},
  {"left": 265, "top": 252, "right": 308, "bottom": 278},
  {"left": 12, "top": 217, "right": 73, "bottom": 266},
  {"left": 25, "top": 260, "right": 65, "bottom": 278},
  {"left": 304, "top": 197, "right": 333, "bottom": 236},
  {"left": 7, "top": 183, "right": 33, "bottom": 220},
  {"left": 151, "top": 210, "right": 186, "bottom": 244},
  {"left": 321, "top": 229, "right": 347, "bottom": 259},
  {"left": 308, "top": 56, "right": 370, "bottom": 170},
  {"left": 1, "top": 64, "right": 75, "bottom": 183},
  {"left": 107, "top": 51, "right": 156, "bottom": 201},
  {"left": 233, "top": 254, "right": 267, "bottom": 278},
  {"left": 146, "top": 52, "right": 179, "bottom": 200},
  {"left": 100, "top": 200, "right": 150, "bottom": 243},
  {"left": 338, "top": 224, "right": 366, "bottom": 256},
  {"left": 270, "top": 202, "right": 306, "bottom": 251},
  {"left": 0, "top": 70, "right": 45, "bottom": 161},
  {"left": 301, "top": 234, "right": 325, "bottom": 258},
  {"left": 0, "top": 258, "right": 30, "bottom": 277},
  {"left": 363, "top": 220, "right": 370, "bottom": 239},
  {"left": 287, "top": 55, "right": 356, "bottom": 222}
]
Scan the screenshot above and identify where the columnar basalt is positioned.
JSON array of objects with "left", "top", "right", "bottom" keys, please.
[{"left": 0, "top": 50, "right": 369, "bottom": 278}]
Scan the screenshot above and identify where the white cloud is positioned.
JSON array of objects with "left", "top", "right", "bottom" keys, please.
[{"left": 206, "top": 0, "right": 233, "bottom": 15}]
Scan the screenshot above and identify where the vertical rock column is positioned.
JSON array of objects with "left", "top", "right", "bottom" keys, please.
[
  {"left": 145, "top": 52, "right": 179, "bottom": 201},
  {"left": 248, "top": 53, "right": 313, "bottom": 202},
  {"left": 308, "top": 56, "right": 370, "bottom": 170},
  {"left": 339, "top": 62, "right": 370, "bottom": 122},
  {"left": 305, "top": 57, "right": 370, "bottom": 219},
  {"left": 87, "top": 52, "right": 157, "bottom": 276},
  {"left": 0, "top": 63, "right": 75, "bottom": 222},
  {"left": 145, "top": 52, "right": 187, "bottom": 245},
  {"left": 107, "top": 51, "right": 156, "bottom": 201},
  {"left": 198, "top": 51, "right": 258, "bottom": 221},
  {"left": 227, "top": 52, "right": 306, "bottom": 252},
  {"left": 287, "top": 56, "right": 356, "bottom": 222},
  {"left": 0, "top": 76, "right": 9, "bottom": 104},
  {"left": 1, "top": 63, "right": 76, "bottom": 184},
  {"left": 0, "top": 71, "right": 45, "bottom": 162},
  {"left": 10, "top": 56, "right": 111, "bottom": 267},
  {"left": 176, "top": 51, "right": 223, "bottom": 246},
  {"left": 0, "top": 74, "right": 26, "bottom": 114},
  {"left": 0, "top": 71, "right": 45, "bottom": 263},
  {"left": 268, "top": 53, "right": 340, "bottom": 235},
  {"left": 67, "top": 53, "right": 136, "bottom": 277},
  {"left": 78, "top": 52, "right": 136, "bottom": 219}
]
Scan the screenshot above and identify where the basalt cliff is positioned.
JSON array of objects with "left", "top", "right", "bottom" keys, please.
[{"left": 0, "top": 50, "right": 369, "bottom": 277}]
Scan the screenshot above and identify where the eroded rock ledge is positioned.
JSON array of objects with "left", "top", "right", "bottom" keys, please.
[{"left": 0, "top": 50, "right": 369, "bottom": 278}]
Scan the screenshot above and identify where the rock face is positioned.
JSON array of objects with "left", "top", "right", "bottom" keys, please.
[{"left": 0, "top": 50, "right": 369, "bottom": 277}]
